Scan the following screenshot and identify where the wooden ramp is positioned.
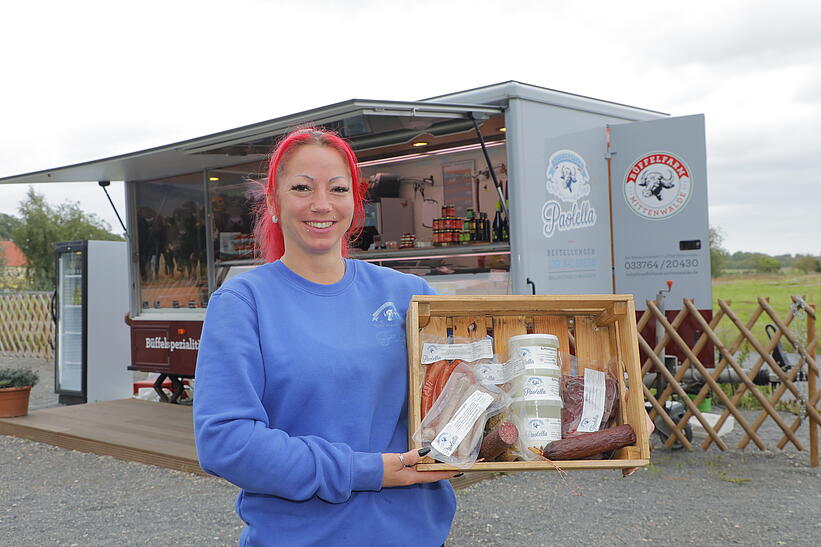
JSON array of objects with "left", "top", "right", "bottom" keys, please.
[{"left": 0, "top": 398, "right": 205, "bottom": 475}]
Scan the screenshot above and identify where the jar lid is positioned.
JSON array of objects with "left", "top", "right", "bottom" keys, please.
[{"left": 508, "top": 333, "right": 559, "bottom": 346}]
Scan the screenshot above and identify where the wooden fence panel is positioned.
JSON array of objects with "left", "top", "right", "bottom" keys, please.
[
  {"left": 0, "top": 291, "right": 54, "bottom": 360},
  {"left": 639, "top": 296, "right": 819, "bottom": 467}
]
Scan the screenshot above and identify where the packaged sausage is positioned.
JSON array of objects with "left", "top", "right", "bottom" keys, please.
[
  {"left": 561, "top": 367, "right": 619, "bottom": 438},
  {"left": 419, "top": 334, "right": 497, "bottom": 420},
  {"left": 413, "top": 362, "right": 509, "bottom": 468}
]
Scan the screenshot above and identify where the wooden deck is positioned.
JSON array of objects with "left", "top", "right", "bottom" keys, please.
[
  {"left": 0, "top": 398, "right": 499, "bottom": 488},
  {"left": 0, "top": 398, "right": 205, "bottom": 475}
]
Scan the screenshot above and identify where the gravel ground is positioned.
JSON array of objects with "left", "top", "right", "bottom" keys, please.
[{"left": 2, "top": 357, "right": 820, "bottom": 546}]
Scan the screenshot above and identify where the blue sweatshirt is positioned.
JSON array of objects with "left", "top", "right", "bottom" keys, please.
[{"left": 193, "top": 259, "right": 456, "bottom": 546}]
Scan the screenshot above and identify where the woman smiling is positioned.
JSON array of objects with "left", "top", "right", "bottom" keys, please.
[{"left": 193, "top": 128, "right": 458, "bottom": 547}]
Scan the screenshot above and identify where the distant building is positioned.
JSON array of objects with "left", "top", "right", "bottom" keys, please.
[{"left": 0, "top": 241, "right": 28, "bottom": 289}]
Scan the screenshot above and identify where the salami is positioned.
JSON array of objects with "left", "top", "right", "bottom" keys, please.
[
  {"left": 542, "top": 424, "right": 636, "bottom": 460},
  {"left": 478, "top": 421, "right": 519, "bottom": 461}
]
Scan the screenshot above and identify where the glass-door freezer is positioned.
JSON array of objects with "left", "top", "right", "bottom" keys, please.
[{"left": 53, "top": 240, "right": 132, "bottom": 405}]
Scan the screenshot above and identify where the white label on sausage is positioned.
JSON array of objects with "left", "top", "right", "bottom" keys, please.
[
  {"left": 577, "top": 369, "right": 606, "bottom": 433},
  {"left": 431, "top": 390, "right": 494, "bottom": 457},
  {"left": 473, "top": 357, "right": 525, "bottom": 385},
  {"left": 516, "top": 345, "right": 560, "bottom": 371},
  {"left": 517, "top": 375, "right": 561, "bottom": 402},
  {"left": 421, "top": 338, "right": 494, "bottom": 364}
]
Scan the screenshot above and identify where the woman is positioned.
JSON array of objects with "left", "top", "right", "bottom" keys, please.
[{"left": 193, "top": 128, "right": 458, "bottom": 547}]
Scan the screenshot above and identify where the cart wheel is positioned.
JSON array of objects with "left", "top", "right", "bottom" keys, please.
[{"left": 653, "top": 405, "right": 693, "bottom": 450}]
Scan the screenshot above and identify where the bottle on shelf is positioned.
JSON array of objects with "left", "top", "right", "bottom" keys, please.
[
  {"left": 502, "top": 199, "right": 510, "bottom": 242},
  {"left": 493, "top": 201, "right": 504, "bottom": 242}
]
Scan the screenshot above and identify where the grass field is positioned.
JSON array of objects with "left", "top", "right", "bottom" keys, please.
[{"left": 711, "top": 273, "right": 820, "bottom": 353}]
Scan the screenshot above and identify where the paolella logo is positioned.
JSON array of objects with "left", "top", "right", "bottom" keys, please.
[
  {"left": 371, "top": 301, "right": 401, "bottom": 327},
  {"left": 542, "top": 149, "right": 597, "bottom": 238}
]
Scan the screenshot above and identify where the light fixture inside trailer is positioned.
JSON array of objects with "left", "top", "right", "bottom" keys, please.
[{"left": 357, "top": 140, "right": 506, "bottom": 168}]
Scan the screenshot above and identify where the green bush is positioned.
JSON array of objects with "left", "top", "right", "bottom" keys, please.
[
  {"left": 0, "top": 367, "right": 39, "bottom": 388},
  {"left": 754, "top": 255, "right": 781, "bottom": 274},
  {"left": 794, "top": 255, "right": 821, "bottom": 274}
]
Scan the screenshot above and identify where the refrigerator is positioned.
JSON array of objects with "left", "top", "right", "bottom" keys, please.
[{"left": 54, "top": 240, "right": 132, "bottom": 404}]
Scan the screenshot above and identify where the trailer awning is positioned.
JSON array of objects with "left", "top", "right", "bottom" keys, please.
[{"left": 0, "top": 99, "right": 503, "bottom": 185}]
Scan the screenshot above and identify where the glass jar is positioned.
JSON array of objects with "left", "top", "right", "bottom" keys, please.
[
  {"left": 511, "top": 399, "right": 563, "bottom": 457},
  {"left": 507, "top": 333, "right": 563, "bottom": 458}
]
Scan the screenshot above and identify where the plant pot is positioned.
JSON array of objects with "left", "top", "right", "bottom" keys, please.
[
  {"left": 0, "top": 386, "right": 32, "bottom": 418},
  {"left": 687, "top": 393, "right": 713, "bottom": 413}
]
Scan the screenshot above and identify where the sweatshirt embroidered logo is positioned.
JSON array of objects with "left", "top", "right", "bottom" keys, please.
[{"left": 371, "top": 302, "right": 401, "bottom": 327}]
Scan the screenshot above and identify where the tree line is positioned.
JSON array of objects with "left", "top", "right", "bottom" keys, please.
[
  {"left": 710, "top": 226, "right": 820, "bottom": 277},
  {"left": 0, "top": 188, "right": 123, "bottom": 290}
]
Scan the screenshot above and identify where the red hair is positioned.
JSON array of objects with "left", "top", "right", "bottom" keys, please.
[{"left": 254, "top": 127, "right": 366, "bottom": 262}]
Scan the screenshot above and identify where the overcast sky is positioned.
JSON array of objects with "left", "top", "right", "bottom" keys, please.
[{"left": 1, "top": 0, "right": 819, "bottom": 255}]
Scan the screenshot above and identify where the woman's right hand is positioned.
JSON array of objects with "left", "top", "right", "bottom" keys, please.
[{"left": 381, "top": 448, "right": 460, "bottom": 487}]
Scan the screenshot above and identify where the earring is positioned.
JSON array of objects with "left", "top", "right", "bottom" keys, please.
[{"left": 271, "top": 214, "right": 279, "bottom": 223}]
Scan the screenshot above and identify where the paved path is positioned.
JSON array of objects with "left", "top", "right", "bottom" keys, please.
[{"left": 2, "top": 357, "right": 819, "bottom": 545}]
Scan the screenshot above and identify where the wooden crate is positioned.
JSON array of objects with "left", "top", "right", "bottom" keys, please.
[{"left": 406, "top": 294, "right": 650, "bottom": 471}]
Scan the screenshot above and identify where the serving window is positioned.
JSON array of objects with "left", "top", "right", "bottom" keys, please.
[
  {"left": 206, "top": 166, "right": 265, "bottom": 265},
  {"left": 133, "top": 173, "right": 208, "bottom": 312}
]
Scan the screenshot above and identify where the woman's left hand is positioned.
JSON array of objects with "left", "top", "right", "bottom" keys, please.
[{"left": 381, "top": 448, "right": 460, "bottom": 488}]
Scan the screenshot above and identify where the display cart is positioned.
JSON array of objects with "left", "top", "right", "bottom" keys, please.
[{"left": 0, "top": 81, "right": 713, "bottom": 401}]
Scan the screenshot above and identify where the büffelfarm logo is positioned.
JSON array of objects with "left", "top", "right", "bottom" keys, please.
[
  {"left": 542, "top": 149, "right": 597, "bottom": 238},
  {"left": 624, "top": 152, "right": 692, "bottom": 220}
]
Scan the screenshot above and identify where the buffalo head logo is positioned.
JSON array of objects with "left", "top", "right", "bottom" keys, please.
[{"left": 638, "top": 169, "right": 675, "bottom": 201}]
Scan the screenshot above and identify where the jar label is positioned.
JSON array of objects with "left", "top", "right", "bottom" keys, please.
[
  {"left": 431, "top": 390, "right": 494, "bottom": 457},
  {"left": 516, "top": 345, "right": 559, "bottom": 371},
  {"left": 523, "top": 417, "right": 562, "bottom": 445},
  {"left": 517, "top": 375, "right": 561, "bottom": 402}
]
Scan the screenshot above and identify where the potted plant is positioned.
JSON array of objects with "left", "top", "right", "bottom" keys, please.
[{"left": 0, "top": 367, "right": 39, "bottom": 418}]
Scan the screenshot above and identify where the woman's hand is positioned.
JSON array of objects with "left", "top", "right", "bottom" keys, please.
[{"left": 382, "top": 448, "right": 461, "bottom": 487}]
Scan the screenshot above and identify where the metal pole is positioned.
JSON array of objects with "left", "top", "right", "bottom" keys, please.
[
  {"left": 809, "top": 302, "right": 818, "bottom": 467},
  {"left": 98, "top": 181, "right": 129, "bottom": 238},
  {"left": 468, "top": 112, "right": 507, "bottom": 218},
  {"left": 656, "top": 290, "right": 666, "bottom": 365}
]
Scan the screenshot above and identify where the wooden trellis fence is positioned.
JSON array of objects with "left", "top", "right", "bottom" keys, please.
[
  {"left": 639, "top": 296, "right": 818, "bottom": 467},
  {"left": 0, "top": 291, "right": 54, "bottom": 360}
]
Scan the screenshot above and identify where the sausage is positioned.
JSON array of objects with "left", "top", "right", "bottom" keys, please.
[
  {"left": 421, "top": 360, "right": 448, "bottom": 419},
  {"left": 478, "top": 421, "right": 519, "bottom": 461},
  {"left": 432, "top": 359, "right": 463, "bottom": 403},
  {"left": 434, "top": 376, "right": 472, "bottom": 429},
  {"left": 541, "top": 424, "right": 636, "bottom": 461}
]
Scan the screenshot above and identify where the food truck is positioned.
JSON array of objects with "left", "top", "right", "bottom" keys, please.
[{"left": 0, "top": 81, "right": 712, "bottom": 401}]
